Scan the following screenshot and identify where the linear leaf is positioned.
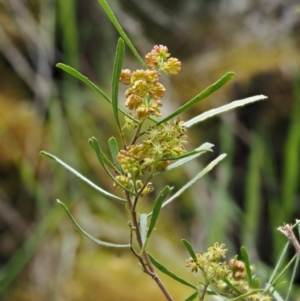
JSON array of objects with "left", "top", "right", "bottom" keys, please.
[
  {"left": 160, "top": 154, "right": 227, "bottom": 209},
  {"left": 230, "top": 289, "right": 264, "bottom": 301},
  {"left": 157, "top": 72, "right": 235, "bottom": 125},
  {"left": 39, "top": 151, "right": 125, "bottom": 202},
  {"left": 285, "top": 255, "right": 299, "bottom": 301},
  {"left": 57, "top": 200, "right": 130, "bottom": 248},
  {"left": 223, "top": 278, "right": 243, "bottom": 294},
  {"left": 184, "top": 95, "right": 267, "bottom": 128},
  {"left": 160, "top": 143, "right": 213, "bottom": 161},
  {"left": 140, "top": 214, "right": 148, "bottom": 247},
  {"left": 266, "top": 241, "right": 289, "bottom": 288},
  {"left": 181, "top": 239, "right": 197, "bottom": 261},
  {"left": 112, "top": 38, "right": 125, "bottom": 130},
  {"left": 240, "top": 246, "right": 254, "bottom": 287},
  {"left": 56, "top": 63, "right": 136, "bottom": 121},
  {"left": 147, "top": 186, "right": 172, "bottom": 238},
  {"left": 148, "top": 253, "right": 197, "bottom": 289},
  {"left": 89, "top": 138, "right": 115, "bottom": 169},
  {"left": 97, "top": 0, "right": 146, "bottom": 68},
  {"left": 157, "top": 143, "right": 214, "bottom": 173},
  {"left": 108, "top": 137, "right": 123, "bottom": 173},
  {"left": 184, "top": 291, "right": 198, "bottom": 301},
  {"left": 90, "top": 137, "right": 136, "bottom": 196}
]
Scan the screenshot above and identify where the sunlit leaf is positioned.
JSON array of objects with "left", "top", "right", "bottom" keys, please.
[
  {"left": 184, "top": 95, "right": 267, "bottom": 128},
  {"left": 39, "top": 151, "right": 125, "bottom": 202},
  {"left": 57, "top": 200, "right": 130, "bottom": 248}
]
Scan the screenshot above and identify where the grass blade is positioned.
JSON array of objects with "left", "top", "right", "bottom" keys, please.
[
  {"left": 112, "top": 38, "right": 125, "bottom": 131},
  {"left": 39, "top": 151, "right": 125, "bottom": 202},
  {"left": 157, "top": 72, "right": 235, "bottom": 125},
  {"left": 148, "top": 253, "right": 197, "bottom": 289},
  {"left": 56, "top": 63, "right": 136, "bottom": 121},
  {"left": 57, "top": 200, "right": 130, "bottom": 248},
  {"left": 160, "top": 154, "right": 227, "bottom": 209},
  {"left": 147, "top": 186, "right": 172, "bottom": 237},
  {"left": 184, "top": 95, "right": 267, "bottom": 128},
  {"left": 97, "top": 0, "right": 146, "bottom": 68}
]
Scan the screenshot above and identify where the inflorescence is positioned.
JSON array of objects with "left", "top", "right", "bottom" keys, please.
[
  {"left": 114, "top": 46, "right": 184, "bottom": 196},
  {"left": 186, "top": 243, "right": 272, "bottom": 301}
]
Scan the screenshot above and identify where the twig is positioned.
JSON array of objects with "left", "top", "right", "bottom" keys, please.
[{"left": 277, "top": 224, "right": 300, "bottom": 255}]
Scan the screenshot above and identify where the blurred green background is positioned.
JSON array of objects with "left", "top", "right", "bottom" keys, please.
[{"left": 0, "top": 0, "right": 299, "bottom": 300}]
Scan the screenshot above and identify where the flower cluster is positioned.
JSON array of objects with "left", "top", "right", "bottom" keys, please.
[
  {"left": 114, "top": 118, "right": 187, "bottom": 194},
  {"left": 186, "top": 243, "right": 229, "bottom": 280},
  {"left": 120, "top": 45, "right": 181, "bottom": 120},
  {"left": 113, "top": 46, "right": 185, "bottom": 195},
  {"left": 186, "top": 243, "right": 272, "bottom": 301}
]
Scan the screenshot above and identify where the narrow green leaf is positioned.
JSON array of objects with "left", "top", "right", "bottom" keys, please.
[
  {"left": 223, "top": 278, "right": 243, "bottom": 294},
  {"left": 157, "top": 143, "right": 214, "bottom": 173},
  {"left": 252, "top": 278, "right": 260, "bottom": 289},
  {"left": 56, "top": 63, "right": 136, "bottom": 121},
  {"left": 148, "top": 253, "right": 197, "bottom": 289},
  {"left": 39, "top": 151, "right": 125, "bottom": 202},
  {"left": 91, "top": 137, "right": 136, "bottom": 196},
  {"left": 112, "top": 39, "right": 125, "bottom": 130},
  {"left": 268, "top": 254, "right": 297, "bottom": 290},
  {"left": 57, "top": 200, "right": 130, "bottom": 248},
  {"left": 89, "top": 138, "right": 115, "bottom": 169},
  {"left": 240, "top": 246, "right": 254, "bottom": 287},
  {"left": 147, "top": 186, "right": 172, "bottom": 238},
  {"left": 160, "top": 154, "right": 227, "bottom": 209},
  {"left": 108, "top": 137, "right": 123, "bottom": 173},
  {"left": 184, "top": 95, "right": 267, "bottom": 128},
  {"left": 181, "top": 239, "right": 197, "bottom": 261},
  {"left": 140, "top": 214, "right": 148, "bottom": 246},
  {"left": 285, "top": 254, "right": 299, "bottom": 301},
  {"left": 97, "top": 0, "right": 146, "bottom": 68},
  {"left": 230, "top": 289, "right": 264, "bottom": 301},
  {"left": 266, "top": 241, "right": 289, "bottom": 288},
  {"left": 157, "top": 72, "right": 235, "bottom": 125},
  {"left": 160, "top": 144, "right": 213, "bottom": 161},
  {"left": 183, "top": 291, "right": 198, "bottom": 301}
]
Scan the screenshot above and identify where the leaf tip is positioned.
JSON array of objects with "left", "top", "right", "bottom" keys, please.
[{"left": 39, "top": 151, "right": 54, "bottom": 160}]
